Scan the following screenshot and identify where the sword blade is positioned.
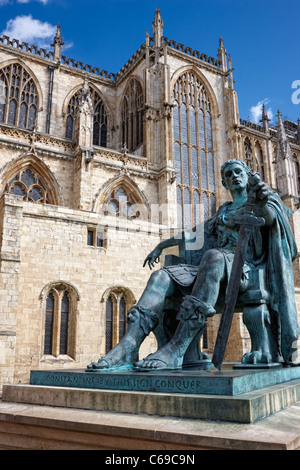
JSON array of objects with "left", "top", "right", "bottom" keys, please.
[{"left": 212, "top": 225, "right": 251, "bottom": 370}]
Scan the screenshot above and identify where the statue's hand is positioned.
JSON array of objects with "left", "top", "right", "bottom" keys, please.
[
  {"left": 143, "top": 247, "right": 162, "bottom": 270},
  {"left": 252, "top": 176, "right": 271, "bottom": 209}
]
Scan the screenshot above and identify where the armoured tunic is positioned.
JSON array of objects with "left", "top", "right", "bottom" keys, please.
[{"left": 163, "top": 201, "right": 252, "bottom": 290}]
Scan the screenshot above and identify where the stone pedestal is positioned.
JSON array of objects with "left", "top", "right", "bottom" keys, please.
[{"left": 1, "top": 364, "right": 300, "bottom": 449}]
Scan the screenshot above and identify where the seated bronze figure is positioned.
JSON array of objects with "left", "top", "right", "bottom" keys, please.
[{"left": 88, "top": 159, "right": 300, "bottom": 371}]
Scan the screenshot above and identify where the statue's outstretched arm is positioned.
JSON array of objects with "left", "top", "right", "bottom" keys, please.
[{"left": 143, "top": 234, "right": 183, "bottom": 270}]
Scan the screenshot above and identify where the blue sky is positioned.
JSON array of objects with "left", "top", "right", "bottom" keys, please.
[{"left": 0, "top": 0, "right": 299, "bottom": 125}]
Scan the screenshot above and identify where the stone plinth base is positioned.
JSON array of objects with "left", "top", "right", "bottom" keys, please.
[
  {"left": 0, "top": 399, "right": 299, "bottom": 450},
  {"left": 2, "top": 370, "right": 300, "bottom": 424},
  {"left": 1, "top": 365, "right": 300, "bottom": 449}
]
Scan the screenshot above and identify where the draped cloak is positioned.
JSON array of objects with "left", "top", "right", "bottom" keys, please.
[{"left": 163, "top": 192, "right": 300, "bottom": 363}]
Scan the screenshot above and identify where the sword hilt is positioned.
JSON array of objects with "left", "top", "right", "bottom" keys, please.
[{"left": 244, "top": 172, "right": 261, "bottom": 213}]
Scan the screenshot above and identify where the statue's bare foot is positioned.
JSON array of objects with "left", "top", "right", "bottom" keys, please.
[
  {"left": 242, "top": 350, "right": 273, "bottom": 365},
  {"left": 87, "top": 340, "right": 138, "bottom": 371},
  {"left": 87, "top": 305, "right": 154, "bottom": 371},
  {"left": 134, "top": 344, "right": 183, "bottom": 370}
]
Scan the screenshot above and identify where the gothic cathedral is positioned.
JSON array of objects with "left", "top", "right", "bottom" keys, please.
[{"left": 0, "top": 10, "right": 299, "bottom": 388}]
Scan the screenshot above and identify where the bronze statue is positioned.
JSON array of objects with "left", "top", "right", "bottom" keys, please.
[{"left": 87, "top": 159, "right": 300, "bottom": 371}]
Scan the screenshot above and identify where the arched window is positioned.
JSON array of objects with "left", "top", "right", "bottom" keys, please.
[
  {"left": 244, "top": 138, "right": 253, "bottom": 170},
  {"left": 119, "top": 297, "right": 127, "bottom": 341},
  {"left": 254, "top": 141, "right": 265, "bottom": 180},
  {"left": 44, "top": 292, "right": 54, "bottom": 355},
  {"left": 4, "top": 166, "right": 56, "bottom": 204},
  {"left": 105, "top": 295, "right": 113, "bottom": 354},
  {"left": 42, "top": 283, "right": 78, "bottom": 358},
  {"left": 103, "top": 287, "right": 135, "bottom": 354},
  {"left": 121, "top": 78, "right": 144, "bottom": 152},
  {"left": 59, "top": 293, "right": 69, "bottom": 355},
  {"left": 65, "top": 86, "right": 108, "bottom": 147},
  {"left": 0, "top": 63, "right": 38, "bottom": 129},
  {"left": 101, "top": 185, "right": 140, "bottom": 219},
  {"left": 173, "top": 71, "right": 216, "bottom": 229}
]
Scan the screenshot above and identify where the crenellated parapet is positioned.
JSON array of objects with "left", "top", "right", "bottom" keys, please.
[
  {"left": 0, "top": 35, "right": 54, "bottom": 60},
  {"left": 161, "top": 36, "right": 221, "bottom": 68}
]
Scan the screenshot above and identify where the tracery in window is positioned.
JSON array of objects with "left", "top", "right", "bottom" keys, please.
[
  {"left": 5, "top": 166, "right": 55, "bottom": 204},
  {"left": 254, "top": 141, "right": 265, "bottom": 180},
  {"left": 101, "top": 185, "right": 140, "bottom": 219},
  {"left": 0, "top": 63, "right": 38, "bottom": 129},
  {"left": 42, "top": 283, "right": 78, "bottom": 358},
  {"left": 65, "top": 86, "right": 108, "bottom": 147},
  {"left": 121, "top": 78, "right": 144, "bottom": 152},
  {"left": 173, "top": 71, "right": 216, "bottom": 229},
  {"left": 244, "top": 138, "right": 253, "bottom": 170},
  {"left": 103, "top": 287, "right": 135, "bottom": 353}
]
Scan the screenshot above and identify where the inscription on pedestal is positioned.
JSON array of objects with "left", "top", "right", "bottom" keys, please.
[
  {"left": 41, "top": 371, "right": 215, "bottom": 394},
  {"left": 30, "top": 366, "right": 300, "bottom": 397}
]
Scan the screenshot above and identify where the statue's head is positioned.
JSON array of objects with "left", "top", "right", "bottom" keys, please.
[{"left": 221, "top": 159, "right": 250, "bottom": 189}]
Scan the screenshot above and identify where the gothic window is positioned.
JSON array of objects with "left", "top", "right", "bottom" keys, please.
[
  {"left": 59, "top": 293, "right": 69, "bottom": 355},
  {"left": 101, "top": 185, "right": 140, "bottom": 219},
  {"left": 173, "top": 71, "right": 216, "bottom": 229},
  {"left": 43, "top": 283, "right": 78, "bottom": 358},
  {"left": 65, "top": 94, "right": 77, "bottom": 140},
  {"left": 244, "top": 138, "right": 253, "bottom": 170},
  {"left": 5, "top": 166, "right": 55, "bottom": 204},
  {"left": 65, "top": 86, "right": 108, "bottom": 147},
  {"left": 104, "top": 288, "right": 133, "bottom": 354},
  {"left": 121, "top": 78, "right": 144, "bottom": 152},
  {"left": 105, "top": 296, "right": 113, "bottom": 354},
  {"left": 0, "top": 63, "right": 38, "bottom": 129},
  {"left": 254, "top": 142, "right": 265, "bottom": 180},
  {"left": 94, "top": 100, "right": 107, "bottom": 147},
  {"left": 295, "top": 155, "right": 300, "bottom": 195},
  {"left": 44, "top": 292, "right": 54, "bottom": 355},
  {"left": 119, "top": 297, "right": 126, "bottom": 341}
]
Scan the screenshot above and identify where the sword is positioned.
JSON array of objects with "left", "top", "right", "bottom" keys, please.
[{"left": 212, "top": 172, "right": 265, "bottom": 370}]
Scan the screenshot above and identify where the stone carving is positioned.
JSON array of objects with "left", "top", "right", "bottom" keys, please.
[{"left": 87, "top": 159, "right": 300, "bottom": 371}]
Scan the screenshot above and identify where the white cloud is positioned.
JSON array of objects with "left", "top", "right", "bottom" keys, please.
[
  {"left": 16, "top": 0, "right": 50, "bottom": 4},
  {"left": 1, "top": 14, "right": 56, "bottom": 48},
  {"left": 0, "top": 0, "right": 50, "bottom": 4},
  {"left": 250, "top": 99, "right": 273, "bottom": 124}
]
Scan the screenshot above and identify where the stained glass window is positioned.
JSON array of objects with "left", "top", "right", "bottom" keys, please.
[
  {"left": 105, "top": 291, "right": 131, "bottom": 353},
  {"left": 94, "top": 101, "right": 107, "bottom": 147},
  {"left": 59, "top": 293, "right": 69, "bottom": 355},
  {"left": 5, "top": 167, "right": 54, "bottom": 204},
  {"left": 0, "top": 63, "right": 38, "bottom": 129},
  {"left": 44, "top": 293, "right": 54, "bottom": 355},
  {"left": 121, "top": 78, "right": 144, "bottom": 152},
  {"left": 43, "top": 285, "right": 77, "bottom": 358},
  {"left": 105, "top": 296, "right": 113, "bottom": 354},
  {"left": 65, "top": 86, "right": 108, "bottom": 147},
  {"left": 119, "top": 297, "right": 126, "bottom": 341},
  {"left": 101, "top": 185, "right": 140, "bottom": 219},
  {"left": 244, "top": 139, "right": 253, "bottom": 170},
  {"left": 255, "top": 142, "right": 265, "bottom": 180},
  {"left": 173, "top": 71, "right": 216, "bottom": 229}
]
